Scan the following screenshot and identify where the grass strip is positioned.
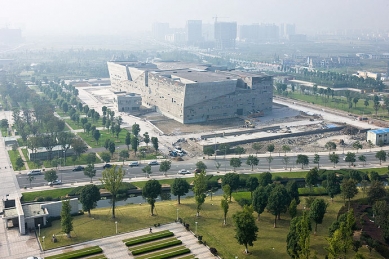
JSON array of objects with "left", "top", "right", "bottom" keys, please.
[
  {"left": 86, "top": 255, "right": 107, "bottom": 259},
  {"left": 8, "top": 150, "right": 26, "bottom": 171},
  {"left": 131, "top": 239, "right": 182, "bottom": 255},
  {"left": 123, "top": 230, "right": 173, "bottom": 246},
  {"left": 130, "top": 237, "right": 177, "bottom": 249},
  {"left": 174, "top": 255, "right": 196, "bottom": 259},
  {"left": 135, "top": 246, "right": 190, "bottom": 259},
  {"left": 44, "top": 245, "right": 102, "bottom": 259}
]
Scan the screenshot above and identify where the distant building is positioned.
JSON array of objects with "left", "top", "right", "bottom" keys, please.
[
  {"left": 357, "top": 71, "right": 381, "bottom": 80},
  {"left": 186, "top": 20, "right": 202, "bottom": 45},
  {"left": 152, "top": 23, "right": 170, "bottom": 41},
  {"left": 107, "top": 61, "right": 273, "bottom": 124},
  {"left": 0, "top": 28, "right": 22, "bottom": 44},
  {"left": 214, "top": 22, "right": 237, "bottom": 49},
  {"left": 367, "top": 128, "right": 389, "bottom": 145},
  {"left": 114, "top": 93, "right": 142, "bottom": 113},
  {"left": 27, "top": 145, "right": 74, "bottom": 161},
  {"left": 239, "top": 23, "right": 279, "bottom": 42}
]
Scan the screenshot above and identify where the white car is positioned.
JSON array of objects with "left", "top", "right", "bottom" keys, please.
[
  {"left": 178, "top": 169, "right": 190, "bottom": 175},
  {"left": 48, "top": 180, "right": 62, "bottom": 186},
  {"left": 129, "top": 161, "right": 139, "bottom": 167},
  {"left": 27, "top": 257, "right": 43, "bottom": 259},
  {"left": 27, "top": 170, "right": 42, "bottom": 176},
  {"left": 148, "top": 161, "right": 159, "bottom": 166}
]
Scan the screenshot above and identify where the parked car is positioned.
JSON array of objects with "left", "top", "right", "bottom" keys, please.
[
  {"left": 178, "top": 169, "right": 190, "bottom": 175},
  {"left": 27, "top": 169, "right": 42, "bottom": 176},
  {"left": 27, "top": 256, "right": 43, "bottom": 259},
  {"left": 129, "top": 161, "right": 139, "bottom": 167},
  {"left": 148, "top": 161, "right": 159, "bottom": 166},
  {"left": 72, "top": 165, "right": 85, "bottom": 171},
  {"left": 103, "top": 163, "right": 112, "bottom": 169},
  {"left": 48, "top": 180, "right": 62, "bottom": 186}
]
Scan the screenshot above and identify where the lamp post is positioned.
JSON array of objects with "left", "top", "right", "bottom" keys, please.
[
  {"left": 42, "top": 236, "right": 45, "bottom": 250},
  {"left": 195, "top": 222, "right": 198, "bottom": 235},
  {"left": 38, "top": 224, "right": 41, "bottom": 237},
  {"left": 176, "top": 209, "right": 179, "bottom": 221},
  {"left": 115, "top": 221, "right": 118, "bottom": 234}
]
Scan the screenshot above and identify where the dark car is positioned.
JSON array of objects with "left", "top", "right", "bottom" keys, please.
[
  {"left": 72, "top": 166, "right": 84, "bottom": 171},
  {"left": 103, "top": 163, "right": 112, "bottom": 169}
]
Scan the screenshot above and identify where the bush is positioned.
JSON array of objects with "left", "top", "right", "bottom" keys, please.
[
  {"left": 123, "top": 230, "right": 173, "bottom": 246},
  {"left": 185, "top": 223, "right": 190, "bottom": 231},
  {"left": 238, "top": 198, "right": 252, "bottom": 207},
  {"left": 36, "top": 197, "right": 44, "bottom": 202},
  {"left": 210, "top": 247, "right": 218, "bottom": 255},
  {"left": 45, "top": 246, "right": 102, "bottom": 259},
  {"left": 45, "top": 196, "right": 53, "bottom": 201}
]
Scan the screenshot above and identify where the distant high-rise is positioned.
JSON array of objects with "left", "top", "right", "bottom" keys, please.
[
  {"left": 214, "top": 22, "right": 237, "bottom": 49},
  {"left": 152, "top": 22, "right": 170, "bottom": 41},
  {"left": 239, "top": 23, "right": 279, "bottom": 42},
  {"left": 186, "top": 20, "right": 202, "bottom": 45},
  {"left": 280, "top": 23, "right": 296, "bottom": 39}
]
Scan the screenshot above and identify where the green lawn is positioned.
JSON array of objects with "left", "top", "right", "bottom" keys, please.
[
  {"left": 282, "top": 92, "right": 388, "bottom": 118},
  {"left": 78, "top": 129, "right": 129, "bottom": 148},
  {"left": 39, "top": 192, "right": 382, "bottom": 259},
  {"left": 21, "top": 188, "right": 73, "bottom": 202},
  {"left": 21, "top": 148, "right": 36, "bottom": 169},
  {"left": 63, "top": 118, "right": 84, "bottom": 130},
  {"left": 8, "top": 150, "right": 26, "bottom": 171}
]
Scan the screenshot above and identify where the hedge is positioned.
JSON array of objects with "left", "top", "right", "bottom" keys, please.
[
  {"left": 44, "top": 246, "right": 102, "bottom": 259},
  {"left": 298, "top": 187, "right": 328, "bottom": 196},
  {"left": 130, "top": 237, "right": 176, "bottom": 250},
  {"left": 87, "top": 255, "right": 107, "bottom": 259},
  {"left": 123, "top": 230, "right": 173, "bottom": 246},
  {"left": 131, "top": 239, "right": 182, "bottom": 255},
  {"left": 135, "top": 246, "right": 190, "bottom": 259}
]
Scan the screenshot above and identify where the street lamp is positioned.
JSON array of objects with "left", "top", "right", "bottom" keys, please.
[
  {"left": 115, "top": 221, "right": 118, "bottom": 234},
  {"left": 38, "top": 224, "right": 41, "bottom": 237},
  {"left": 195, "top": 222, "right": 198, "bottom": 235},
  {"left": 176, "top": 209, "right": 179, "bottom": 221},
  {"left": 42, "top": 236, "right": 45, "bottom": 250}
]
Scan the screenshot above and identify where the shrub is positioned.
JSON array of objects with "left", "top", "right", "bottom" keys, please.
[
  {"left": 238, "top": 198, "right": 252, "bottom": 207},
  {"left": 45, "top": 196, "right": 53, "bottom": 201},
  {"left": 185, "top": 223, "right": 190, "bottom": 231},
  {"left": 210, "top": 247, "right": 218, "bottom": 255},
  {"left": 36, "top": 197, "right": 44, "bottom": 202}
]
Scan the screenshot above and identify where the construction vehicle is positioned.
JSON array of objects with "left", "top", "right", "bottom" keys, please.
[{"left": 244, "top": 120, "right": 255, "bottom": 128}]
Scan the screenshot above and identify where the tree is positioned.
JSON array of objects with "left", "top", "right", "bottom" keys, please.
[
  {"left": 296, "top": 154, "right": 309, "bottom": 169},
  {"left": 266, "top": 156, "right": 274, "bottom": 170},
  {"left": 159, "top": 160, "right": 171, "bottom": 176},
  {"left": 352, "top": 141, "right": 362, "bottom": 153},
  {"left": 246, "top": 155, "right": 259, "bottom": 171},
  {"left": 310, "top": 198, "right": 327, "bottom": 234},
  {"left": 375, "top": 150, "right": 387, "bottom": 165},
  {"left": 132, "top": 122, "right": 140, "bottom": 136},
  {"left": 252, "top": 186, "right": 268, "bottom": 221},
  {"left": 44, "top": 169, "right": 58, "bottom": 183},
  {"left": 305, "top": 167, "right": 319, "bottom": 193},
  {"left": 195, "top": 161, "right": 207, "bottom": 172},
  {"left": 171, "top": 178, "right": 190, "bottom": 204},
  {"left": 367, "top": 180, "right": 387, "bottom": 204},
  {"left": 341, "top": 179, "right": 358, "bottom": 210},
  {"left": 229, "top": 158, "right": 242, "bottom": 171},
  {"left": 221, "top": 196, "right": 229, "bottom": 225},
  {"left": 282, "top": 145, "right": 291, "bottom": 155},
  {"left": 325, "top": 141, "right": 337, "bottom": 153},
  {"left": 258, "top": 172, "right": 272, "bottom": 187},
  {"left": 289, "top": 199, "right": 297, "bottom": 219},
  {"left": 125, "top": 132, "right": 131, "bottom": 150},
  {"left": 203, "top": 147, "right": 215, "bottom": 159},
  {"left": 267, "top": 143, "right": 275, "bottom": 156},
  {"left": 86, "top": 152, "right": 97, "bottom": 165},
  {"left": 345, "top": 152, "right": 356, "bottom": 167},
  {"left": 219, "top": 143, "right": 230, "bottom": 159},
  {"left": 79, "top": 184, "right": 101, "bottom": 217},
  {"left": 358, "top": 155, "right": 366, "bottom": 166},
  {"left": 151, "top": 137, "right": 159, "bottom": 154},
  {"left": 286, "top": 180, "right": 300, "bottom": 205},
  {"left": 287, "top": 212, "right": 311, "bottom": 259},
  {"left": 100, "top": 151, "right": 111, "bottom": 163},
  {"left": 93, "top": 129, "right": 101, "bottom": 144},
  {"left": 100, "top": 165, "right": 124, "bottom": 218},
  {"left": 142, "top": 179, "right": 162, "bottom": 216},
  {"left": 15, "top": 157, "right": 24, "bottom": 171},
  {"left": 325, "top": 172, "right": 341, "bottom": 201},
  {"left": 246, "top": 177, "right": 259, "bottom": 197},
  {"left": 329, "top": 152, "right": 339, "bottom": 168},
  {"left": 72, "top": 137, "right": 88, "bottom": 158},
  {"left": 143, "top": 132, "right": 150, "bottom": 147},
  {"left": 267, "top": 184, "right": 289, "bottom": 227},
  {"left": 119, "top": 150, "right": 129, "bottom": 164},
  {"left": 313, "top": 154, "right": 320, "bottom": 168},
  {"left": 142, "top": 165, "right": 152, "bottom": 178},
  {"left": 222, "top": 173, "right": 240, "bottom": 201},
  {"left": 235, "top": 146, "right": 245, "bottom": 157},
  {"left": 131, "top": 136, "right": 139, "bottom": 156},
  {"left": 233, "top": 205, "right": 258, "bottom": 254},
  {"left": 109, "top": 141, "right": 116, "bottom": 156},
  {"left": 83, "top": 164, "right": 96, "bottom": 183},
  {"left": 27, "top": 175, "right": 35, "bottom": 188},
  {"left": 193, "top": 171, "right": 207, "bottom": 216},
  {"left": 61, "top": 199, "right": 73, "bottom": 238},
  {"left": 252, "top": 143, "right": 262, "bottom": 156}
]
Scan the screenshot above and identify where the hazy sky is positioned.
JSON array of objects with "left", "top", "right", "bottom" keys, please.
[{"left": 2, "top": 0, "right": 389, "bottom": 36}]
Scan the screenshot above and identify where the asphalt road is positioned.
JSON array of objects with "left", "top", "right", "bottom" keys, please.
[{"left": 16, "top": 150, "right": 384, "bottom": 188}]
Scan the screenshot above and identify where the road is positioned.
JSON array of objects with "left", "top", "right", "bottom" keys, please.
[{"left": 16, "top": 149, "right": 384, "bottom": 188}]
